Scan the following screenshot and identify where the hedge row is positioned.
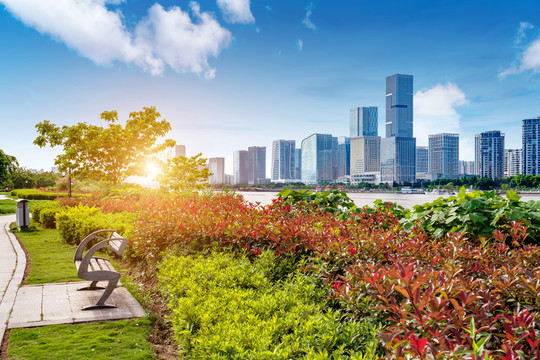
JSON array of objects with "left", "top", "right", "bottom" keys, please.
[
  {"left": 11, "top": 189, "right": 91, "bottom": 200},
  {"left": 31, "top": 202, "right": 63, "bottom": 228}
]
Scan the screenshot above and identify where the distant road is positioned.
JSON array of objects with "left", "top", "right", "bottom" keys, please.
[{"left": 237, "top": 191, "right": 540, "bottom": 209}]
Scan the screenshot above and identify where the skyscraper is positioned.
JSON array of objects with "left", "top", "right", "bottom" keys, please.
[
  {"left": 233, "top": 150, "right": 248, "bottom": 185},
  {"left": 522, "top": 117, "right": 540, "bottom": 176},
  {"left": 248, "top": 146, "right": 266, "bottom": 185},
  {"left": 416, "top": 146, "right": 429, "bottom": 173},
  {"left": 505, "top": 149, "right": 522, "bottom": 177},
  {"left": 382, "top": 74, "right": 416, "bottom": 184},
  {"left": 208, "top": 157, "right": 225, "bottom": 184},
  {"left": 475, "top": 131, "right": 505, "bottom": 179},
  {"left": 301, "top": 134, "right": 337, "bottom": 184},
  {"left": 271, "top": 140, "right": 296, "bottom": 182},
  {"left": 294, "top": 149, "right": 302, "bottom": 180},
  {"left": 337, "top": 136, "right": 351, "bottom": 178},
  {"left": 350, "top": 107, "right": 378, "bottom": 137},
  {"left": 386, "top": 74, "right": 413, "bottom": 138},
  {"left": 428, "top": 133, "right": 459, "bottom": 179}
]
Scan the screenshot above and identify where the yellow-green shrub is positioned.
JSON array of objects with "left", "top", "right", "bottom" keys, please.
[{"left": 55, "top": 205, "right": 134, "bottom": 245}]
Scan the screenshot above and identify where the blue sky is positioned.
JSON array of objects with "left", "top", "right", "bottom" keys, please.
[{"left": 1, "top": 0, "right": 539, "bottom": 175}]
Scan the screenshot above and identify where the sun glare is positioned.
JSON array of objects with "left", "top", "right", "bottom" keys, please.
[{"left": 145, "top": 161, "right": 161, "bottom": 180}]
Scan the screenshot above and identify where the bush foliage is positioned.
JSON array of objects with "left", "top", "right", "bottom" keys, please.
[{"left": 55, "top": 205, "right": 135, "bottom": 245}]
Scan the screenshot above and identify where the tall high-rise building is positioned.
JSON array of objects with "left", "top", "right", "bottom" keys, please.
[
  {"left": 382, "top": 74, "right": 416, "bottom": 184},
  {"left": 505, "top": 149, "right": 522, "bottom": 177},
  {"left": 271, "top": 140, "right": 296, "bottom": 182},
  {"left": 350, "top": 107, "right": 378, "bottom": 137},
  {"left": 350, "top": 136, "right": 380, "bottom": 174},
  {"left": 416, "top": 146, "right": 429, "bottom": 174},
  {"left": 475, "top": 131, "right": 505, "bottom": 179},
  {"left": 233, "top": 150, "right": 248, "bottom": 185},
  {"left": 428, "top": 133, "right": 459, "bottom": 179},
  {"left": 337, "top": 136, "right": 351, "bottom": 178},
  {"left": 294, "top": 149, "right": 302, "bottom": 180},
  {"left": 474, "top": 134, "right": 482, "bottom": 176},
  {"left": 248, "top": 146, "right": 266, "bottom": 185},
  {"left": 522, "top": 117, "right": 540, "bottom": 176},
  {"left": 208, "top": 157, "right": 225, "bottom": 184},
  {"left": 386, "top": 74, "right": 413, "bottom": 138},
  {"left": 301, "top": 134, "right": 337, "bottom": 184},
  {"left": 381, "top": 137, "right": 416, "bottom": 184}
]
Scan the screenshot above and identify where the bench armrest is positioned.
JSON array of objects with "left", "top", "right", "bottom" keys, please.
[{"left": 73, "top": 229, "right": 127, "bottom": 262}]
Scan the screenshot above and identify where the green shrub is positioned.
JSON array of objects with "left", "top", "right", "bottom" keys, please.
[
  {"left": 55, "top": 205, "right": 134, "bottom": 245},
  {"left": 11, "top": 189, "right": 91, "bottom": 200},
  {"left": 32, "top": 202, "right": 63, "bottom": 228},
  {"left": 158, "top": 251, "right": 383, "bottom": 359},
  {"left": 400, "top": 187, "right": 540, "bottom": 242}
]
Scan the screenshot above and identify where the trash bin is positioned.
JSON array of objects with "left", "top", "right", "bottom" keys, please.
[{"left": 16, "top": 199, "right": 30, "bottom": 229}]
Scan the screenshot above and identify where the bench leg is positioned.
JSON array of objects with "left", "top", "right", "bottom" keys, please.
[
  {"left": 81, "top": 277, "right": 119, "bottom": 311},
  {"left": 77, "top": 281, "right": 106, "bottom": 291}
]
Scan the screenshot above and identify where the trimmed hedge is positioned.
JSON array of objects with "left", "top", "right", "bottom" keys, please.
[
  {"left": 32, "top": 202, "right": 63, "bottom": 228},
  {"left": 11, "top": 189, "right": 91, "bottom": 201},
  {"left": 55, "top": 205, "right": 135, "bottom": 245}
]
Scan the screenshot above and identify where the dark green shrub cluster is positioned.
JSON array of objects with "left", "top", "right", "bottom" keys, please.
[
  {"left": 32, "top": 202, "right": 63, "bottom": 228},
  {"left": 55, "top": 205, "right": 134, "bottom": 245},
  {"left": 158, "top": 250, "right": 382, "bottom": 359}
]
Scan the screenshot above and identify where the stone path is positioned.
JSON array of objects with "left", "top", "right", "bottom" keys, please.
[{"left": 0, "top": 209, "right": 146, "bottom": 350}]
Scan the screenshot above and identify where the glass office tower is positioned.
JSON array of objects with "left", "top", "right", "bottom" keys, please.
[
  {"left": 350, "top": 107, "right": 378, "bottom": 138},
  {"left": 301, "top": 134, "right": 337, "bottom": 184},
  {"left": 337, "top": 136, "right": 351, "bottom": 178},
  {"left": 522, "top": 117, "right": 540, "bottom": 176},
  {"left": 475, "top": 131, "right": 505, "bottom": 179},
  {"left": 428, "top": 133, "right": 459, "bottom": 179},
  {"left": 248, "top": 146, "right": 266, "bottom": 185},
  {"left": 271, "top": 140, "right": 296, "bottom": 182},
  {"left": 233, "top": 150, "right": 248, "bottom": 185},
  {"left": 383, "top": 74, "right": 416, "bottom": 184}
]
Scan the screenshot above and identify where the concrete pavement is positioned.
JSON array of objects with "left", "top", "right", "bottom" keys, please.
[{"left": 0, "top": 214, "right": 25, "bottom": 343}]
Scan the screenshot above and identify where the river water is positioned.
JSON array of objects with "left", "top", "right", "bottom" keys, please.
[{"left": 237, "top": 191, "right": 540, "bottom": 209}]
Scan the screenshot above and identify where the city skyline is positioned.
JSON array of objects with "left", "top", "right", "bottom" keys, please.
[{"left": 1, "top": 1, "right": 540, "bottom": 175}]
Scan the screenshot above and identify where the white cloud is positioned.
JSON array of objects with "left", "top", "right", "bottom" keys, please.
[
  {"left": 216, "top": 0, "right": 254, "bottom": 24},
  {"left": 0, "top": 0, "right": 232, "bottom": 77},
  {"left": 515, "top": 22, "right": 534, "bottom": 45},
  {"left": 302, "top": 3, "right": 316, "bottom": 31},
  {"left": 499, "top": 22, "right": 540, "bottom": 78},
  {"left": 297, "top": 39, "right": 303, "bottom": 51},
  {"left": 414, "top": 82, "right": 468, "bottom": 148}
]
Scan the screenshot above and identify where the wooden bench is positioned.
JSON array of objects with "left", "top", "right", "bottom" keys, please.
[{"left": 73, "top": 229, "right": 129, "bottom": 310}]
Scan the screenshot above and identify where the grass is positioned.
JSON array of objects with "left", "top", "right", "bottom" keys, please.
[
  {"left": 12, "top": 222, "right": 80, "bottom": 284},
  {"left": 7, "top": 223, "right": 156, "bottom": 359},
  {"left": 0, "top": 199, "right": 16, "bottom": 214},
  {"left": 7, "top": 318, "right": 154, "bottom": 360}
]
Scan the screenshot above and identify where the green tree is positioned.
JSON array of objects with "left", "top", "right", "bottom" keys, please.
[
  {"left": 157, "top": 154, "right": 210, "bottom": 192},
  {"left": 0, "top": 149, "right": 18, "bottom": 188},
  {"left": 33, "top": 106, "right": 175, "bottom": 185}
]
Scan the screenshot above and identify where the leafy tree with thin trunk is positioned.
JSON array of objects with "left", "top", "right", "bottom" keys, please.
[
  {"left": 157, "top": 154, "right": 210, "bottom": 192},
  {"left": 34, "top": 106, "right": 175, "bottom": 185}
]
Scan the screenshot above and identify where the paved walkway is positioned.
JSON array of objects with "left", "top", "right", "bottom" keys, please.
[
  {"left": 0, "top": 214, "right": 24, "bottom": 342},
  {"left": 0, "top": 208, "right": 146, "bottom": 350}
]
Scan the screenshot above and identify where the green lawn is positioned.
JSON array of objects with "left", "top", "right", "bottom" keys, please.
[
  {"left": 7, "top": 223, "right": 155, "bottom": 359},
  {"left": 7, "top": 318, "right": 154, "bottom": 360},
  {"left": 0, "top": 199, "right": 16, "bottom": 214},
  {"left": 13, "top": 223, "right": 80, "bottom": 284}
]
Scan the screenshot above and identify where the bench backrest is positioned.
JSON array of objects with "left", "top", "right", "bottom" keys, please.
[{"left": 74, "top": 229, "right": 129, "bottom": 266}]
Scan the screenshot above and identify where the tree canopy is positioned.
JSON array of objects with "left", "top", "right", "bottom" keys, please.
[
  {"left": 34, "top": 106, "right": 175, "bottom": 184},
  {"left": 0, "top": 149, "right": 18, "bottom": 187},
  {"left": 157, "top": 154, "right": 210, "bottom": 192}
]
